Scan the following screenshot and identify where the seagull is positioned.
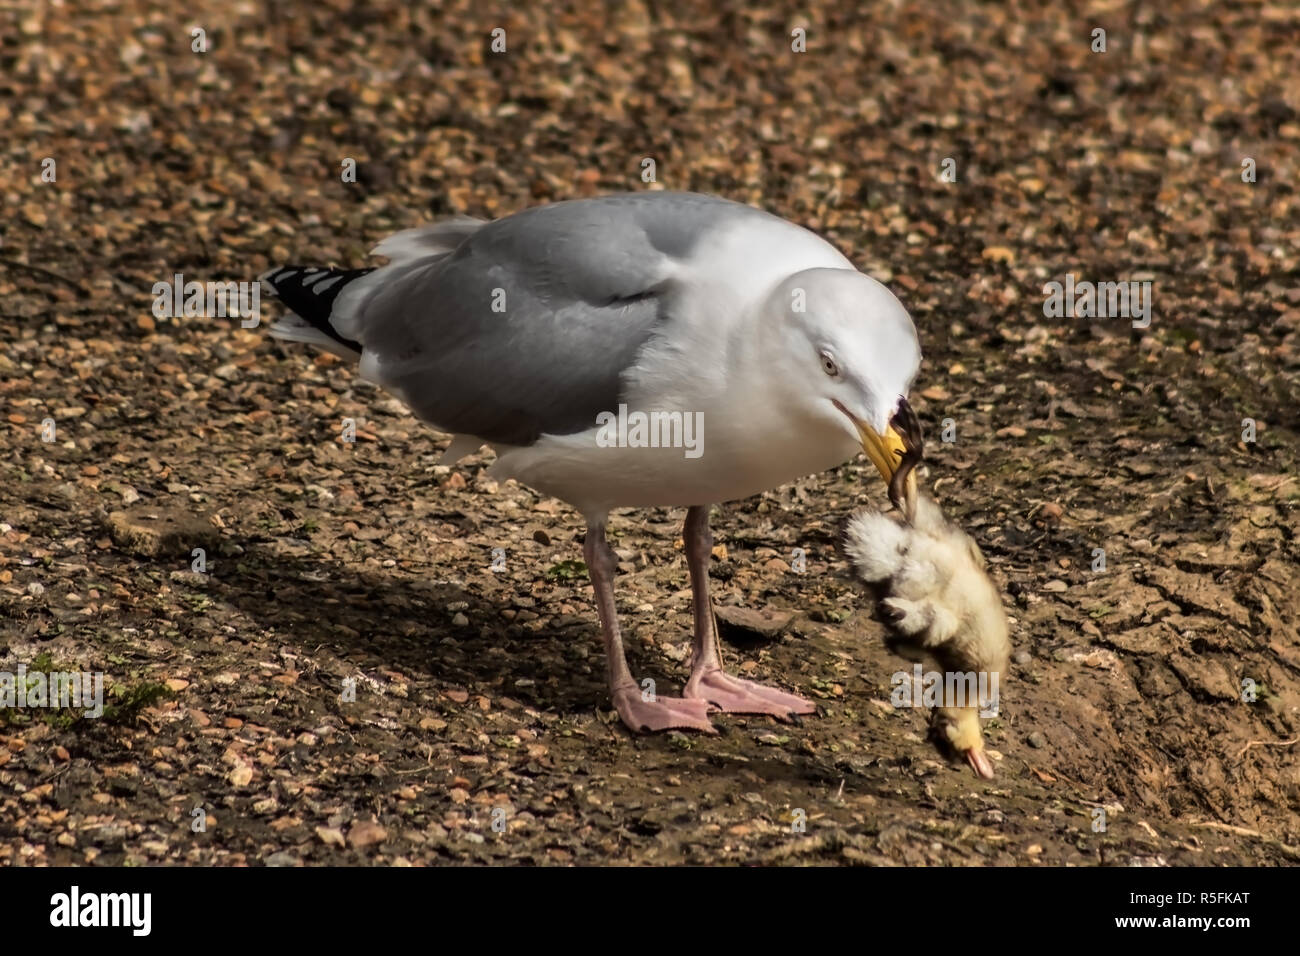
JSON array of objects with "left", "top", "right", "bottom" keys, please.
[{"left": 262, "top": 191, "right": 922, "bottom": 734}]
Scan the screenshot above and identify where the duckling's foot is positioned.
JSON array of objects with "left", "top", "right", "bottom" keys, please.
[{"left": 684, "top": 667, "right": 816, "bottom": 719}]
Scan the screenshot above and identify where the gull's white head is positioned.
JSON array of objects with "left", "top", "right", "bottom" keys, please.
[{"left": 761, "top": 268, "right": 923, "bottom": 501}]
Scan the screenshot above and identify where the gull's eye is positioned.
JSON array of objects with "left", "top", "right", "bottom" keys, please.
[{"left": 820, "top": 351, "right": 840, "bottom": 378}]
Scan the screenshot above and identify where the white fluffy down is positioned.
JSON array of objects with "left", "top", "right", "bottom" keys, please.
[
  {"left": 842, "top": 510, "right": 908, "bottom": 583},
  {"left": 844, "top": 495, "right": 1006, "bottom": 672}
]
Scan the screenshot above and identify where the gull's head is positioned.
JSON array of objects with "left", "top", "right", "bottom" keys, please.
[{"left": 765, "top": 268, "right": 923, "bottom": 508}]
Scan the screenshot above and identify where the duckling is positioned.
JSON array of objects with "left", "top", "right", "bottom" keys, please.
[{"left": 843, "top": 493, "right": 1010, "bottom": 778}]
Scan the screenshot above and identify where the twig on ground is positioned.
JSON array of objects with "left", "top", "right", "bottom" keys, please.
[
  {"left": 1191, "top": 820, "right": 1300, "bottom": 861},
  {"left": 1236, "top": 736, "right": 1299, "bottom": 760}
]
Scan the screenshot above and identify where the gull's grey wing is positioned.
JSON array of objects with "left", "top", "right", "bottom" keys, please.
[{"left": 339, "top": 192, "right": 771, "bottom": 445}]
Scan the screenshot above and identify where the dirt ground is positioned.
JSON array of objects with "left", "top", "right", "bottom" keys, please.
[{"left": 2, "top": 1, "right": 1299, "bottom": 866}]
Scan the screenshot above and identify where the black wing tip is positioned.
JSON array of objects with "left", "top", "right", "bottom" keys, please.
[{"left": 261, "top": 265, "right": 371, "bottom": 352}]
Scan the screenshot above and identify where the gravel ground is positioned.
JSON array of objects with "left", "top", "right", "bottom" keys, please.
[{"left": 2, "top": 1, "right": 1299, "bottom": 866}]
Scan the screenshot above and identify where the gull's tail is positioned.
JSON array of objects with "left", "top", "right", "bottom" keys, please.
[{"left": 261, "top": 266, "right": 373, "bottom": 361}]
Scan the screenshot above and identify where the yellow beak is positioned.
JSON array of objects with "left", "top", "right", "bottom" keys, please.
[
  {"left": 833, "top": 397, "right": 922, "bottom": 517},
  {"left": 856, "top": 420, "right": 917, "bottom": 513},
  {"left": 857, "top": 420, "right": 906, "bottom": 483}
]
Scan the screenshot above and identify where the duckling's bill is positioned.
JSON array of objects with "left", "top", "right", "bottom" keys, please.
[{"left": 967, "top": 747, "right": 995, "bottom": 780}]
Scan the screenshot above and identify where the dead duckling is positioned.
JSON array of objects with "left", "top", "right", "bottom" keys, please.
[{"left": 843, "top": 493, "right": 1010, "bottom": 778}]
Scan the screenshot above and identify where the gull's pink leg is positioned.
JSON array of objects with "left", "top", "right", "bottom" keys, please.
[
  {"left": 681, "top": 505, "right": 816, "bottom": 718},
  {"left": 584, "top": 522, "right": 715, "bottom": 733}
]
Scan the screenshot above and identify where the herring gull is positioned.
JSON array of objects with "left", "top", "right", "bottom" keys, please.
[{"left": 262, "top": 191, "right": 923, "bottom": 733}]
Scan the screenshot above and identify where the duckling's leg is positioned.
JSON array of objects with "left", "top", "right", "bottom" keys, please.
[
  {"left": 881, "top": 597, "right": 959, "bottom": 645},
  {"left": 681, "top": 506, "right": 815, "bottom": 718},
  {"left": 881, "top": 597, "right": 936, "bottom": 636}
]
